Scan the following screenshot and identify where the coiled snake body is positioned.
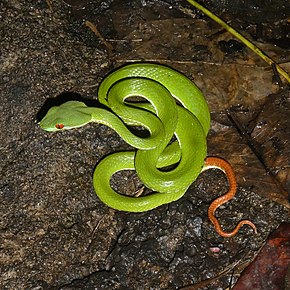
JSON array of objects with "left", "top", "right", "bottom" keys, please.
[{"left": 40, "top": 63, "right": 257, "bottom": 237}]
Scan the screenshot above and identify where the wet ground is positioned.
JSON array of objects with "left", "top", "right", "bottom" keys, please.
[{"left": 1, "top": 0, "right": 290, "bottom": 289}]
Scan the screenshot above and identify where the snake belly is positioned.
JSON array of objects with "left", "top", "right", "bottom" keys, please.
[{"left": 93, "top": 63, "right": 210, "bottom": 212}]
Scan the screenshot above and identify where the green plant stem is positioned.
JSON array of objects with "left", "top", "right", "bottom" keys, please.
[{"left": 185, "top": 0, "right": 290, "bottom": 84}]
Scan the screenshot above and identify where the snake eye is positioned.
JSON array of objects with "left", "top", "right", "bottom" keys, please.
[{"left": 55, "top": 123, "right": 64, "bottom": 129}]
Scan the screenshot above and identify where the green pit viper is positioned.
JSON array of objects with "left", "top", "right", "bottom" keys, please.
[{"left": 40, "top": 63, "right": 257, "bottom": 237}]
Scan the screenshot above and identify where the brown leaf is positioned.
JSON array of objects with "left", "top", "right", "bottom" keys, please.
[{"left": 233, "top": 223, "right": 290, "bottom": 290}]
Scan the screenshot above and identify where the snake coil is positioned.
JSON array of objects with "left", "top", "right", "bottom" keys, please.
[
  {"left": 40, "top": 63, "right": 257, "bottom": 236},
  {"left": 40, "top": 63, "right": 210, "bottom": 212}
]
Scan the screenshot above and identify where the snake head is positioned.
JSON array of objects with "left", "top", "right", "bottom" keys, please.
[{"left": 39, "top": 101, "right": 93, "bottom": 132}]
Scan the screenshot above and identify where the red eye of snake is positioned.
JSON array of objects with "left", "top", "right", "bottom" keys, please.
[{"left": 55, "top": 124, "right": 64, "bottom": 129}]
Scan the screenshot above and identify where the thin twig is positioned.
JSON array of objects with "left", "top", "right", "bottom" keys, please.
[
  {"left": 185, "top": 0, "right": 290, "bottom": 84},
  {"left": 85, "top": 20, "right": 113, "bottom": 56},
  {"left": 46, "top": 0, "right": 52, "bottom": 11},
  {"left": 86, "top": 216, "right": 105, "bottom": 251}
]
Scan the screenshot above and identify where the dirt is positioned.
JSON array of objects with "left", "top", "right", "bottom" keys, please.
[{"left": 1, "top": 0, "right": 289, "bottom": 289}]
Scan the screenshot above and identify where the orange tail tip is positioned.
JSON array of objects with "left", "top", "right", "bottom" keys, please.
[{"left": 205, "top": 157, "right": 257, "bottom": 237}]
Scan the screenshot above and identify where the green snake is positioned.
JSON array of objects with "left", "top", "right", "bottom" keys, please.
[{"left": 40, "top": 63, "right": 210, "bottom": 212}]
